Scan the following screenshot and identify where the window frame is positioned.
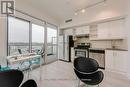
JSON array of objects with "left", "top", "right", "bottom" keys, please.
[
  {"left": 7, "top": 15, "right": 30, "bottom": 56},
  {"left": 7, "top": 15, "right": 58, "bottom": 58}
]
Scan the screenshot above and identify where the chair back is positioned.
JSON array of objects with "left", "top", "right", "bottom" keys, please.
[
  {"left": 74, "top": 57, "right": 99, "bottom": 73},
  {"left": 0, "top": 70, "right": 23, "bottom": 87},
  {"left": 74, "top": 57, "right": 104, "bottom": 85}
]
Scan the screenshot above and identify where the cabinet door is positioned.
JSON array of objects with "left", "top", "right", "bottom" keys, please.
[
  {"left": 63, "top": 29, "right": 73, "bottom": 35},
  {"left": 97, "top": 19, "right": 125, "bottom": 39},
  {"left": 89, "top": 25, "right": 98, "bottom": 40},
  {"left": 114, "top": 51, "right": 128, "bottom": 73},
  {"left": 76, "top": 26, "right": 89, "bottom": 35},
  {"left": 108, "top": 19, "right": 125, "bottom": 38},
  {"left": 98, "top": 22, "right": 109, "bottom": 39},
  {"left": 105, "top": 50, "right": 114, "bottom": 70}
]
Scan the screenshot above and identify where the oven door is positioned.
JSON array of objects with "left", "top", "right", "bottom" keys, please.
[{"left": 75, "top": 50, "right": 86, "bottom": 57}]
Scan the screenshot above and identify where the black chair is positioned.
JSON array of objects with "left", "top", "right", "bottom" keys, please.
[
  {"left": 74, "top": 57, "right": 104, "bottom": 87},
  {"left": 21, "top": 80, "right": 37, "bottom": 87},
  {"left": 0, "top": 70, "right": 37, "bottom": 87}
]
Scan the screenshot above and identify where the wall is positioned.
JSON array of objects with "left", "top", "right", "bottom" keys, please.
[
  {"left": 0, "top": 17, "right": 7, "bottom": 65},
  {"left": 0, "top": 0, "right": 58, "bottom": 65},
  {"left": 126, "top": 0, "right": 130, "bottom": 79},
  {"left": 60, "top": 0, "right": 127, "bottom": 29}
]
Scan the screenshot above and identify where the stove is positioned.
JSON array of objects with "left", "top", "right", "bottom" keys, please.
[{"left": 74, "top": 43, "right": 91, "bottom": 58}]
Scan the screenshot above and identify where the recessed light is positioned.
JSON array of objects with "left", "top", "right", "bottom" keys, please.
[
  {"left": 75, "top": 13, "right": 78, "bottom": 15},
  {"left": 81, "top": 9, "right": 86, "bottom": 13}
]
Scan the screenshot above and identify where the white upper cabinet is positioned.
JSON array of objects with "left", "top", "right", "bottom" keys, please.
[
  {"left": 63, "top": 29, "right": 73, "bottom": 35},
  {"left": 75, "top": 26, "right": 89, "bottom": 35},
  {"left": 97, "top": 19, "right": 126, "bottom": 39},
  {"left": 98, "top": 23, "right": 109, "bottom": 39},
  {"left": 108, "top": 19, "right": 125, "bottom": 38}
]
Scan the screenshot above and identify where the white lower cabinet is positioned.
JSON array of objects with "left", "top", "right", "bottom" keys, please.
[{"left": 105, "top": 50, "right": 128, "bottom": 74}]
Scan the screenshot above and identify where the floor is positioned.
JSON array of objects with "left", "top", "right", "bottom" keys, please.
[{"left": 27, "top": 61, "right": 130, "bottom": 87}]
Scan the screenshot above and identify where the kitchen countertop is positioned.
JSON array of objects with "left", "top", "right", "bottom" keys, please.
[
  {"left": 89, "top": 48, "right": 105, "bottom": 53},
  {"left": 89, "top": 48, "right": 128, "bottom": 51},
  {"left": 89, "top": 48, "right": 106, "bottom": 50},
  {"left": 105, "top": 48, "right": 128, "bottom": 51}
]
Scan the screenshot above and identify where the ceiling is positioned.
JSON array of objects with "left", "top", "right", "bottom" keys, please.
[{"left": 26, "top": 0, "right": 103, "bottom": 22}]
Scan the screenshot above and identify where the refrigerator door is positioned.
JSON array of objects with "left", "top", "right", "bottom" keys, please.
[
  {"left": 64, "top": 35, "right": 69, "bottom": 61},
  {"left": 64, "top": 42, "right": 69, "bottom": 61},
  {"left": 64, "top": 35, "right": 69, "bottom": 43},
  {"left": 59, "top": 35, "right": 70, "bottom": 62},
  {"left": 58, "top": 36, "right": 64, "bottom": 59}
]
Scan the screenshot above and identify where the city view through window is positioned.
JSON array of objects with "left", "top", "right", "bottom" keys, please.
[{"left": 8, "top": 16, "right": 57, "bottom": 63}]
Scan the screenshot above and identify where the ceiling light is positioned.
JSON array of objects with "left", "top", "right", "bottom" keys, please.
[
  {"left": 81, "top": 9, "right": 86, "bottom": 13},
  {"left": 75, "top": 13, "right": 78, "bottom": 15},
  {"left": 74, "top": 0, "right": 107, "bottom": 15}
]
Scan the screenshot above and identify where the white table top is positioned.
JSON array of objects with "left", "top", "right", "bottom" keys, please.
[{"left": 8, "top": 55, "right": 41, "bottom": 64}]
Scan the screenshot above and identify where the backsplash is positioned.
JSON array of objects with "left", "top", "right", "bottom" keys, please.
[{"left": 75, "top": 37, "right": 128, "bottom": 50}]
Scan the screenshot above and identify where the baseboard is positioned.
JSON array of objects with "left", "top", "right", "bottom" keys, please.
[{"left": 59, "top": 59, "right": 71, "bottom": 62}]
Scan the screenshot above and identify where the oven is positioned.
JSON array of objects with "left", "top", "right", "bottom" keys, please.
[
  {"left": 75, "top": 49, "right": 87, "bottom": 57},
  {"left": 74, "top": 43, "right": 91, "bottom": 58}
]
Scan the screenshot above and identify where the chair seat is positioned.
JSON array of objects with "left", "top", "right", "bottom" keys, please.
[
  {"left": 73, "top": 57, "right": 104, "bottom": 86},
  {"left": 74, "top": 69, "right": 104, "bottom": 85}
]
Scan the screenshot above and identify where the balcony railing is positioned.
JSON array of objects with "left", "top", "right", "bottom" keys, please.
[{"left": 8, "top": 43, "right": 57, "bottom": 56}]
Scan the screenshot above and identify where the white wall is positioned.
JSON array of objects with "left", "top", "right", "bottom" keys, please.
[
  {"left": 0, "top": 17, "right": 7, "bottom": 65},
  {"left": 0, "top": 0, "right": 58, "bottom": 65},
  {"left": 126, "top": 0, "right": 130, "bottom": 79},
  {"left": 60, "top": 0, "right": 127, "bottom": 28}
]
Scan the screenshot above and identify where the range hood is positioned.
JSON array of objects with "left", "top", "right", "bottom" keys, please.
[
  {"left": 73, "top": 34, "right": 89, "bottom": 41},
  {"left": 76, "top": 34, "right": 89, "bottom": 38}
]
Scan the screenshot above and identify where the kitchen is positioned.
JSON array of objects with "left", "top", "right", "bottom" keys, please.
[{"left": 59, "top": 16, "right": 128, "bottom": 75}]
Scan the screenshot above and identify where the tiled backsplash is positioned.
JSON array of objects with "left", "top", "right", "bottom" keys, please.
[{"left": 75, "top": 37, "right": 128, "bottom": 50}]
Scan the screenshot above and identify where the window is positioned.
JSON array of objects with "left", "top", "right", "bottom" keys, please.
[
  {"left": 7, "top": 16, "right": 58, "bottom": 64},
  {"left": 32, "top": 24, "right": 44, "bottom": 53},
  {"left": 8, "top": 17, "right": 30, "bottom": 55}
]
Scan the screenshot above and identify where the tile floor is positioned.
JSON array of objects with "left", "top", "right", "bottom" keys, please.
[{"left": 27, "top": 61, "right": 130, "bottom": 87}]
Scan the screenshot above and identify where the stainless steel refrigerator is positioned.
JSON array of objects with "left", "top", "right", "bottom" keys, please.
[{"left": 58, "top": 35, "right": 74, "bottom": 62}]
